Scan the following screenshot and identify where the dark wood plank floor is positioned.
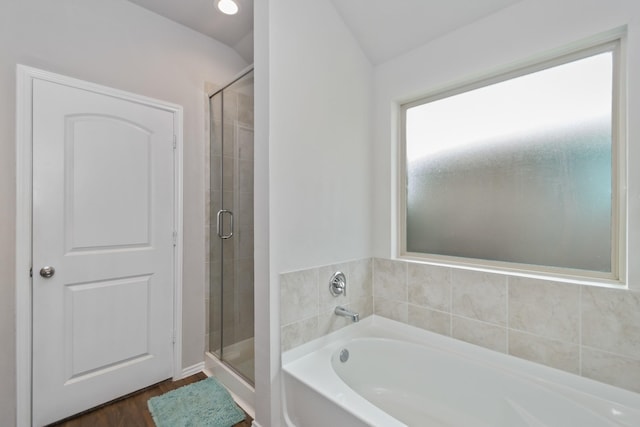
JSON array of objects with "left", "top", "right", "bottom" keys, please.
[{"left": 48, "top": 373, "right": 253, "bottom": 427}]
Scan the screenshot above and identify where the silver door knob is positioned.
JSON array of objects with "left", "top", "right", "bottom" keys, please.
[{"left": 39, "top": 266, "right": 55, "bottom": 278}]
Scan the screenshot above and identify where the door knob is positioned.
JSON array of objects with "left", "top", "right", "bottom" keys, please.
[{"left": 39, "top": 266, "right": 55, "bottom": 278}]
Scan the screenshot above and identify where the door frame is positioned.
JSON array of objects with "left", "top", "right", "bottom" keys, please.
[{"left": 15, "top": 65, "right": 184, "bottom": 427}]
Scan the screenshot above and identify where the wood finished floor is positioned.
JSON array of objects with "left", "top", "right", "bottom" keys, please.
[{"left": 48, "top": 372, "right": 253, "bottom": 427}]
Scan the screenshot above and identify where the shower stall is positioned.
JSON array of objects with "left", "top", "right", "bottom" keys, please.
[{"left": 207, "top": 69, "right": 255, "bottom": 393}]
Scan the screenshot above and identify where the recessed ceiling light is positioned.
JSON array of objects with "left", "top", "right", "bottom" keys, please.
[{"left": 217, "top": 0, "right": 239, "bottom": 15}]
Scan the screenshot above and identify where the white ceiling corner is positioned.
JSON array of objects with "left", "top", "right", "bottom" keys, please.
[
  {"left": 329, "top": 0, "right": 523, "bottom": 64},
  {"left": 127, "top": 0, "right": 254, "bottom": 63}
]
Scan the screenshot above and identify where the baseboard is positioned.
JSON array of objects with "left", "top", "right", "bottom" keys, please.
[{"left": 178, "top": 361, "right": 205, "bottom": 379}]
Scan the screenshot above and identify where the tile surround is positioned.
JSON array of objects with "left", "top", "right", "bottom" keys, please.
[
  {"left": 582, "top": 346, "right": 640, "bottom": 393},
  {"left": 508, "top": 329, "right": 580, "bottom": 374},
  {"left": 407, "top": 304, "right": 451, "bottom": 336},
  {"left": 280, "top": 258, "right": 373, "bottom": 352},
  {"left": 373, "top": 258, "right": 407, "bottom": 301},
  {"left": 582, "top": 286, "right": 640, "bottom": 359},
  {"left": 374, "top": 297, "right": 408, "bottom": 323},
  {"left": 509, "top": 277, "right": 580, "bottom": 343},
  {"left": 451, "top": 269, "right": 507, "bottom": 326},
  {"left": 280, "top": 268, "right": 319, "bottom": 326},
  {"left": 407, "top": 263, "right": 451, "bottom": 311},
  {"left": 452, "top": 315, "right": 507, "bottom": 353},
  {"left": 280, "top": 257, "right": 640, "bottom": 394}
]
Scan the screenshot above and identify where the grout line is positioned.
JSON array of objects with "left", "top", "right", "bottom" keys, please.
[
  {"left": 506, "top": 276, "right": 510, "bottom": 355},
  {"left": 578, "top": 284, "right": 583, "bottom": 376},
  {"left": 372, "top": 257, "right": 376, "bottom": 314},
  {"left": 449, "top": 267, "right": 454, "bottom": 337},
  {"left": 451, "top": 313, "right": 508, "bottom": 329},
  {"left": 406, "top": 301, "right": 451, "bottom": 315},
  {"left": 315, "top": 267, "right": 320, "bottom": 337},
  {"left": 580, "top": 343, "right": 640, "bottom": 362}
]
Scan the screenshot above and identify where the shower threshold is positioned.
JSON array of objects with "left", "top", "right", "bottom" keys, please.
[{"left": 204, "top": 350, "right": 255, "bottom": 419}]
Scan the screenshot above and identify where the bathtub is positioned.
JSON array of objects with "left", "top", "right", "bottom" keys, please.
[{"left": 282, "top": 316, "right": 640, "bottom": 427}]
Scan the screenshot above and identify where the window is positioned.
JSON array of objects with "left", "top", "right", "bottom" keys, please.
[{"left": 400, "top": 41, "right": 623, "bottom": 282}]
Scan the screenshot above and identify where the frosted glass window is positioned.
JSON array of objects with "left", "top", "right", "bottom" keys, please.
[{"left": 403, "top": 47, "right": 618, "bottom": 277}]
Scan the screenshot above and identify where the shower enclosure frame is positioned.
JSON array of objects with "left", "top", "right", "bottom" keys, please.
[{"left": 204, "top": 67, "right": 255, "bottom": 416}]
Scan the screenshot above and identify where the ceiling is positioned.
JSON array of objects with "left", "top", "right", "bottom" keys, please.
[
  {"left": 127, "top": 0, "right": 523, "bottom": 65},
  {"left": 127, "top": 0, "right": 254, "bottom": 63},
  {"left": 329, "top": 0, "right": 522, "bottom": 64}
]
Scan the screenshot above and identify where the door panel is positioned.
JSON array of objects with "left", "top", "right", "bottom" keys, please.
[
  {"left": 64, "top": 275, "right": 151, "bottom": 378},
  {"left": 32, "top": 79, "right": 175, "bottom": 426},
  {"left": 65, "top": 115, "right": 152, "bottom": 251}
]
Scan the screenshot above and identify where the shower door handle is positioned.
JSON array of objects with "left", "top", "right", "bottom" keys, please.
[{"left": 216, "top": 209, "right": 234, "bottom": 239}]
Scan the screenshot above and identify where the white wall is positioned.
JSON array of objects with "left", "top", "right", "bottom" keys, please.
[
  {"left": 263, "top": 0, "right": 640, "bottom": 424},
  {"left": 254, "top": 0, "right": 374, "bottom": 424},
  {"left": 0, "top": 0, "right": 247, "bottom": 423},
  {"left": 372, "top": 0, "right": 640, "bottom": 291},
  {"left": 268, "top": 4, "right": 373, "bottom": 274}
]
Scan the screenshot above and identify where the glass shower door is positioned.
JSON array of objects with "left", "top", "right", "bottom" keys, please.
[{"left": 209, "top": 70, "right": 254, "bottom": 384}]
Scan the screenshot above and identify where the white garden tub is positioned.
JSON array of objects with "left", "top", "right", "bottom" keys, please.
[{"left": 282, "top": 316, "right": 640, "bottom": 427}]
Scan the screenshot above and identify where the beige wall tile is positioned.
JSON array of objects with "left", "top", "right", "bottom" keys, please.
[
  {"left": 509, "top": 330, "right": 579, "bottom": 374},
  {"left": 280, "top": 268, "right": 319, "bottom": 325},
  {"left": 222, "top": 155, "right": 234, "bottom": 191},
  {"left": 373, "top": 258, "right": 407, "bottom": 301},
  {"left": 237, "top": 226, "right": 254, "bottom": 260},
  {"left": 349, "top": 295, "right": 373, "bottom": 320},
  {"left": 238, "top": 124, "right": 254, "bottom": 158},
  {"left": 408, "top": 304, "right": 451, "bottom": 336},
  {"left": 408, "top": 263, "right": 451, "bottom": 312},
  {"left": 237, "top": 190, "right": 254, "bottom": 227},
  {"left": 239, "top": 159, "right": 253, "bottom": 194},
  {"left": 205, "top": 297, "right": 210, "bottom": 334},
  {"left": 452, "top": 270, "right": 506, "bottom": 325},
  {"left": 452, "top": 316, "right": 507, "bottom": 353},
  {"left": 582, "top": 347, "right": 640, "bottom": 394},
  {"left": 281, "top": 317, "right": 319, "bottom": 352},
  {"left": 318, "top": 307, "right": 353, "bottom": 335},
  {"left": 509, "top": 277, "right": 579, "bottom": 343},
  {"left": 582, "top": 287, "right": 640, "bottom": 359},
  {"left": 210, "top": 330, "right": 221, "bottom": 354},
  {"left": 348, "top": 258, "right": 373, "bottom": 300},
  {"left": 238, "top": 93, "right": 254, "bottom": 127},
  {"left": 374, "top": 297, "right": 408, "bottom": 323}
]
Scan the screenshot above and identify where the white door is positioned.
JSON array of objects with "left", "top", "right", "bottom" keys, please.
[{"left": 31, "top": 78, "right": 176, "bottom": 426}]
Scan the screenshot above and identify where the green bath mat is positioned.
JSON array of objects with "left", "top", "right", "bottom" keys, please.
[{"left": 147, "top": 377, "right": 246, "bottom": 427}]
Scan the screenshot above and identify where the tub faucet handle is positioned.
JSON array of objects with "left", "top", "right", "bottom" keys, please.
[{"left": 329, "top": 271, "right": 346, "bottom": 297}]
